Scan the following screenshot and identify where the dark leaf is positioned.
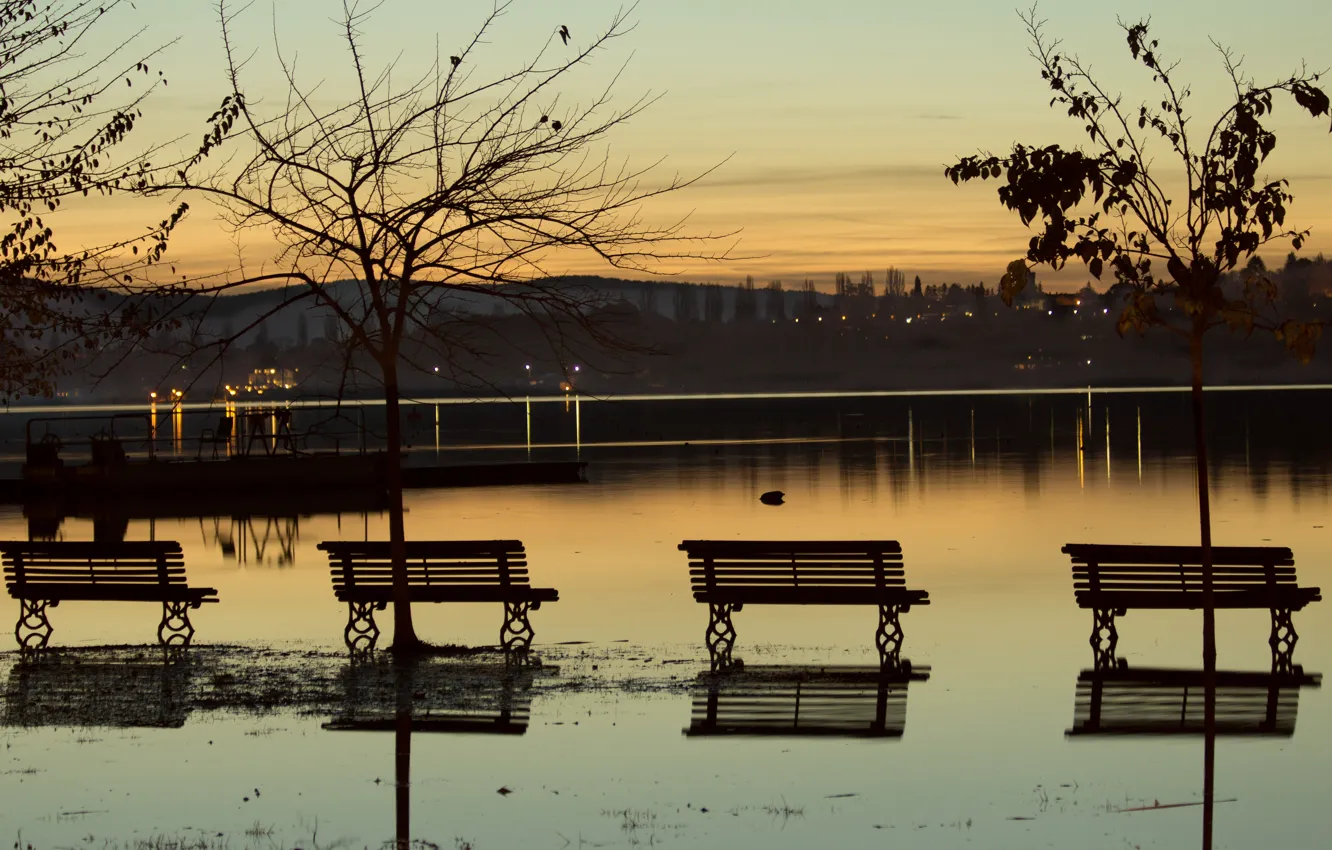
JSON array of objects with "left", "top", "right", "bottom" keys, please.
[{"left": 998, "top": 259, "right": 1030, "bottom": 308}]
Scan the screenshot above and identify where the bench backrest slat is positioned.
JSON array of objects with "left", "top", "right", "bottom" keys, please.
[{"left": 319, "top": 540, "right": 529, "bottom": 588}]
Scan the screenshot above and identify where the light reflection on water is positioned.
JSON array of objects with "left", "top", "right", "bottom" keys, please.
[{"left": 0, "top": 391, "right": 1328, "bottom": 848}]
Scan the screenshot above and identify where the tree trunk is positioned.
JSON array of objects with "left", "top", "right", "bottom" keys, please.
[
  {"left": 383, "top": 359, "right": 421, "bottom": 653},
  {"left": 1189, "top": 318, "right": 1216, "bottom": 850}
]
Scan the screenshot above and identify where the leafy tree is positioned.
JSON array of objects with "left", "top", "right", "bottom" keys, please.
[
  {"left": 0, "top": 0, "right": 183, "bottom": 398},
  {"left": 945, "top": 11, "right": 1329, "bottom": 845},
  {"left": 150, "top": 0, "right": 722, "bottom": 653}
]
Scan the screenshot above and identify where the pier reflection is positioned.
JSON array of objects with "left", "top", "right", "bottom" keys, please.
[
  {"left": 201, "top": 515, "right": 300, "bottom": 566},
  {"left": 22, "top": 487, "right": 385, "bottom": 554}
]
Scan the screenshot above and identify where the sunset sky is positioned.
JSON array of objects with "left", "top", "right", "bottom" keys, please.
[{"left": 74, "top": 0, "right": 1332, "bottom": 290}]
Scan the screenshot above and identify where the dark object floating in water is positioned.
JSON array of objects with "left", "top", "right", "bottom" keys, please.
[{"left": 759, "top": 491, "right": 785, "bottom": 506}]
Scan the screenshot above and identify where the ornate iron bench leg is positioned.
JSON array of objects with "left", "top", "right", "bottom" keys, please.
[
  {"left": 345, "top": 601, "right": 381, "bottom": 656},
  {"left": 706, "top": 602, "right": 739, "bottom": 671},
  {"left": 1269, "top": 608, "right": 1298, "bottom": 674},
  {"left": 1090, "top": 608, "right": 1119, "bottom": 670},
  {"left": 501, "top": 600, "right": 537, "bottom": 653},
  {"left": 16, "top": 599, "right": 54, "bottom": 651},
  {"left": 876, "top": 604, "right": 904, "bottom": 671},
  {"left": 158, "top": 601, "right": 197, "bottom": 648}
]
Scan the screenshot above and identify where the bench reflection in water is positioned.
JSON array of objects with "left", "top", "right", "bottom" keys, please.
[
  {"left": 685, "top": 664, "right": 931, "bottom": 739},
  {"left": 3, "top": 654, "right": 194, "bottom": 729},
  {"left": 322, "top": 657, "right": 555, "bottom": 735},
  {"left": 1067, "top": 666, "right": 1322, "bottom": 738}
]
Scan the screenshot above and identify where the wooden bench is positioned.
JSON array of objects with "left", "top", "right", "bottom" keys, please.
[
  {"left": 1067, "top": 666, "right": 1322, "bottom": 738},
  {"left": 1062, "top": 544, "right": 1322, "bottom": 670},
  {"left": 2, "top": 541, "right": 218, "bottom": 650},
  {"left": 679, "top": 540, "right": 930, "bottom": 670},
  {"left": 317, "top": 540, "right": 558, "bottom": 654},
  {"left": 685, "top": 664, "right": 930, "bottom": 739}
]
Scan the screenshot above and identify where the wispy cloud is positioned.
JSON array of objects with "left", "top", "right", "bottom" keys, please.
[{"left": 693, "top": 164, "right": 940, "bottom": 191}]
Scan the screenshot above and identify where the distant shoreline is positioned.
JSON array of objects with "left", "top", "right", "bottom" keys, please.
[{"left": 5, "top": 382, "right": 1332, "bottom": 415}]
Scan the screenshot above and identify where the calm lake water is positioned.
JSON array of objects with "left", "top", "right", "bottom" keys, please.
[{"left": 0, "top": 390, "right": 1327, "bottom": 848}]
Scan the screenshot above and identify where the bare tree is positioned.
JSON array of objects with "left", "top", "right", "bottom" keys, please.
[
  {"left": 0, "top": 0, "right": 183, "bottom": 399},
  {"left": 945, "top": 10, "right": 1330, "bottom": 846},
  {"left": 148, "top": 0, "right": 726, "bottom": 653},
  {"left": 884, "top": 267, "right": 905, "bottom": 298}
]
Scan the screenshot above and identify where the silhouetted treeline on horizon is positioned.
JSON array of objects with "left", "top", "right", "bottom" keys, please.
[{"left": 13, "top": 253, "right": 1332, "bottom": 403}]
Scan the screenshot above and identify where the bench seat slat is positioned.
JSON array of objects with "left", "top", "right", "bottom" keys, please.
[
  {"left": 695, "top": 587, "right": 929, "bottom": 605},
  {"left": 332, "top": 577, "right": 534, "bottom": 587},
  {"left": 1074, "top": 589, "right": 1320, "bottom": 610},
  {"left": 686, "top": 554, "right": 902, "bottom": 563},
  {"left": 690, "top": 569, "right": 907, "bottom": 578},
  {"left": 334, "top": 586, "right": 558, "bottom": 603},
  {"left": 689, "top": 564, "right": 906, "bottom": 572},
  {"left": 8, "top": 584, "right": 217, "bottom": 602},
  {"left": 697, "top": 580, "right": 905, "bottom": 586}
]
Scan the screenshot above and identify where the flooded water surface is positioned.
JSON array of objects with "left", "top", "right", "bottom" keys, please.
[{"left": 0, "top": 390, "right": 1328, "bottom": 848}]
